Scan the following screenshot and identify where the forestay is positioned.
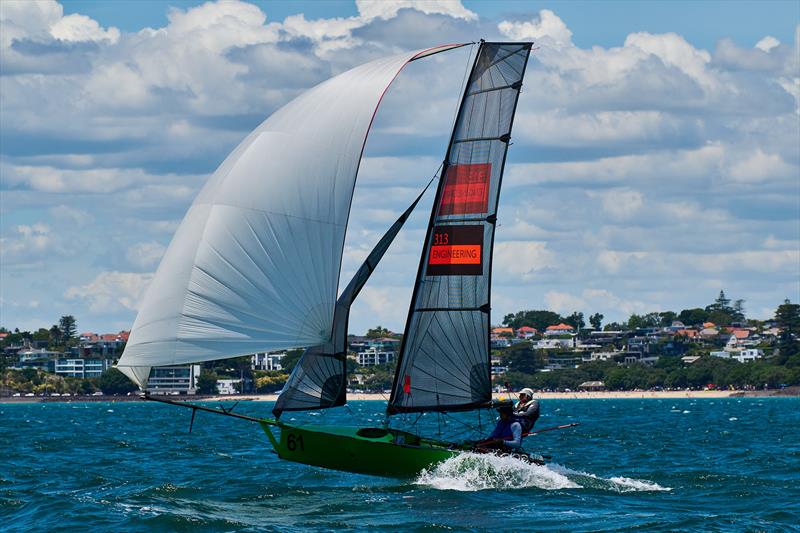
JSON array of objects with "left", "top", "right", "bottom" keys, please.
[
  {"left": 388, "top": 42, "right": 532, "bottom": 414},
  {"left": 117, "top": 44, "right": 466, "bottom": 388}
]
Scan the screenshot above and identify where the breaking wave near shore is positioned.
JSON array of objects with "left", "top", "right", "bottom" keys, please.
[{"left": 415, "top": 452, "right": 671, "bottom": 492}]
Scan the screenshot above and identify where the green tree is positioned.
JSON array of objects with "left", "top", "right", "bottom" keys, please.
[
  {"left": 366, "top": 326, "right": 392, "bottom": 338},
  {"left": 59, "top": 315, "right": 77, "bottom": 342},
  {"left": 280, "top": 349, "right": 304, "bottom": 373},
  {"left": 774, "top": 299, "right": 800, "bottom": 363},
  {"left": 196, "top": 370, "right": 219, "bottom": 395},
  {"left": 589, "top": 313, "right": 604, "bottom": 330},
  {"left": 678, "top": 308, "right": 709, "bottom": 326},
  {"left": 503, "top": 343, "right": 546, "bottom": 374},
  {"left": 97, "top": 368, "right": 138, "bottom": 395},
  {"left": 49, "top": 325, "right": 63, "bottom": 347},
  {"left": 565, "top": 312, "right": 585, "bottom": 330},
  {"left": 503, "top": 310, "right": 563, "bottom": 331}
]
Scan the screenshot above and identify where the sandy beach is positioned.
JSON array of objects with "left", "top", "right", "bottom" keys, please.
[{"left": 4, "top": 388, "right": 796, "bottom": 404}]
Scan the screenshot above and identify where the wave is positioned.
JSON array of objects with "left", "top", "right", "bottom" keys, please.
[{"left": 415, "top": 453, "right": 671, "bottom": 493}]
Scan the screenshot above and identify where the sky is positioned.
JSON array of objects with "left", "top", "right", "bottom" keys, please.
[{"left": 1, "top": 0, "right": 798, "bottom": 337}]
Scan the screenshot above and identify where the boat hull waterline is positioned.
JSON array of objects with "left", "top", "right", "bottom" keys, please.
[{"left": 260, "top": 420, "right": 543, "bottom": 478}]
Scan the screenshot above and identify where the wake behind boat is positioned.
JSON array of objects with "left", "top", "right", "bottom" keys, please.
[{"left": 117, "top": 41, "right": 557, "bottom": 478}]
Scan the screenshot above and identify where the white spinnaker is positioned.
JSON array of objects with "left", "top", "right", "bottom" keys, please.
[{"left": 117, "top": 45, "right": 465, "bottom": 388}]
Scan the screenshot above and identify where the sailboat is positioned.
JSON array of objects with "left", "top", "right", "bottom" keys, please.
[{"left": 118, "top": 41, "right": 534, "bottom": 478}]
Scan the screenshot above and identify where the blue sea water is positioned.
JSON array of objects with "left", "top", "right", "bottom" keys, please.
[{"left": 2, "top": 398, "right": 799, "bottom": 532}]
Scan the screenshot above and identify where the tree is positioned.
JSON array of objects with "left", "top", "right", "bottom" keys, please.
[
  {"left": 732, "top": 299, "right": 746, "bottom": 321},
  {"left": 196, "top": 370, "right": 219, "bottom": 395},
  {"left": 678, "top": 308, "right": 710, "bottom": 326},
  {"left": 565, "top": 312, "right": 585, "bottom": 330},
  {"left": 503, "top": 343, "right": 546, "bottom": 374},
  {"left": 59, "top": 315, "right": 77, "bottom": 341},
  {"left": 97, "top": 368, "right": 138, "bottom": 395},
  {"left": 49, "top": 325, "right": 63, "bottom": 346},
  {"left": 589, "top": 313, "right": 604, "bottom": 330},
  {"left": 774, "top": 299, "right": 800, "bottom": 363},
  {"left": 366, "top": 325, "right": 392, "bottom": 338},
  {"left": 659, "top": 311, "right": 677, "bottom": 327},
  {"left": 503, "top": 310, "right": 563, "bottom": 331},
  {"left": 280, "top": 349, "right": 304, "bottom": 373}
]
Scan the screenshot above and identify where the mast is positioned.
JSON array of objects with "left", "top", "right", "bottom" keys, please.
[{"left": 388, "top": 41, "right": 533, "bottom": 414}]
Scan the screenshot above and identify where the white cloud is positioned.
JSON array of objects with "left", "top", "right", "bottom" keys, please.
[
  {"left": 756, "top": 35, "right": 780, "bottom": 52},
  {"left": 494, "top": 241, "right": 555, "bottom": 280},
  {"left": 544, "top": 291, "right": 587, "bottom": 314},
  {"left": 125, "top": 242, "right": 166, "bottom": 271},
  {"left": 590, "top": 188, "right": 644, "bottom": 220},
  {"left": 498, "top": 9, "right": 572, "bottom": 46},
  {"left": 49, "top": 205, "right": 94, "bottom": 227},
  {"left": 50, "top": 13, "right": 120, "bottom": 43},
  {"left": 64, "top": 271, "right": 153, "bottom": 313},
  {"left": 356, "top": 0, "right": 477, "bottom": 22}
]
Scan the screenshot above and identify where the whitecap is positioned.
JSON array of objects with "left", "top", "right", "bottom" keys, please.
[
  {"left": 729, "top": 417, "right": 738, "bottom": 421},
  {"left": 415, "top": 452, "right": 578, "bottom": 491}
]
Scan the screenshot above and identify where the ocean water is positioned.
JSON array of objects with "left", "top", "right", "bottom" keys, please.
[{"left": 2, "top": 398, "right": 799, "bottom": 532}]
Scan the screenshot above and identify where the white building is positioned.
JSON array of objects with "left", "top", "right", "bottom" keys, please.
[
  {"left": 54, "top": 358, "right": 111, "bottom": 378},
  {"left": 252, "top": 352, "right": 284, "bottom": 371},
  {"left": 356, "top": 347, "right": 394, "bottom": 366},
  {"left": 733, "top": 349, "right": 764, "bottom": 363},
  {"left": 534, "top": 338, "right": 573, "bottom": 350},
  {"left": 217, "top": 379, "right": 242, "bottom": 395},
  {"left": 147, "top": 365, "right": 201, "bottom": 395}
]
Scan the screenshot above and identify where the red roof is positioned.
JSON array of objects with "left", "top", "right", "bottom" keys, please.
[
  {"left": 517, "top": 326, "right": 537, "bottom": 332},
  {"left": 546, "top": 323, "right": 574, "bottom": 331}
]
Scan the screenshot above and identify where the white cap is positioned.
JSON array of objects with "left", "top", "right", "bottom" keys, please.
[{"left": 519, "top": 387, "right": 534, "bottom": 397}]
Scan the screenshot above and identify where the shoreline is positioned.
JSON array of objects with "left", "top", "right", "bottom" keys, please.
[{"left": 1, "top": 388, "right": 797, "bottom": 404}]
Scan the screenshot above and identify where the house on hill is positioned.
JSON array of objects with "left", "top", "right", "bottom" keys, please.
[
  {"left": 516, "top": 326, "right": 537, "bottom": 339},
  {"left": 545, "top": 323, "right": 575, "bottom": 336}
]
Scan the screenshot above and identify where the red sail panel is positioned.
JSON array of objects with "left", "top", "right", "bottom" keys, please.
[{"left": 439, "top": 163, "right": 491, "bottom": 215}]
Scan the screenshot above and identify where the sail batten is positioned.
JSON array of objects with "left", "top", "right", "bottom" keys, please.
[
  {"left": 388, "top": 42, "right": 532, "bottom": 415},
  {"left": 117, "top": 44, "right": 467, "bottom": 388}
]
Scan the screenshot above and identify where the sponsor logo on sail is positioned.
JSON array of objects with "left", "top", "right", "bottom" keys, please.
[
  {"left": 426, "top": 225, "right": 483, "bottom": 276},
  {"left": 439, "top": 163, "right": 491, "bottom": 215}
]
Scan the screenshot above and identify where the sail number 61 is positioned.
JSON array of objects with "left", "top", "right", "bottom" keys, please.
[{"left": 286, "top": 433, "right": 305, "bottom": 451}]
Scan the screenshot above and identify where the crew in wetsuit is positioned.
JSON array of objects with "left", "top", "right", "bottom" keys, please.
[
  {"left": 513, "top": 388, "right": 540, "bottom": 433},
  {"left": 476, "top": 404, "right": 522, "bottom": 451}
]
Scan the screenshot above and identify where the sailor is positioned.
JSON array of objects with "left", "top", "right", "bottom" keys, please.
[
  {"left": 476, "top": 404, "right": 522, "bottom": 451},
  {"left": 514, "top": 387, "right": 540, "bottom": 433}
]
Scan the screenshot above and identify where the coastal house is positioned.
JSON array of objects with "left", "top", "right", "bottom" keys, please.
[
  {"left": 146, "top": 365, "right": 201, "bottom": 395},
  {"left": 252, "top": 352, "right": 284, "bottom": 371},
  {"left": 516, "top": 326, "right": 537, "bottom": 339},
  {"left": 356, "top": 347, "right": 394, "bottom": 366},
  {"left": 490, "top": 335, "right": 511, "bottom": 348},
  {"left": 15, "top": 348, "right": 60, "bottom": 372},
  {"left": 216, "top": 379, "right": 242, "bottom": 395},
  {"left": 54, "top": 358, "right": 111, "bottom": 378},
  {"left": 545, "top": 323, "right": 575, "bottom": 336},
  {"left": 492, "top": 327, "right": 514, "bottom": 337}
]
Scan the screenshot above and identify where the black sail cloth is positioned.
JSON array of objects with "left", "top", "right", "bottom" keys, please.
[{"left": 388, "top": 42, "right": 532, "bottom": 414}]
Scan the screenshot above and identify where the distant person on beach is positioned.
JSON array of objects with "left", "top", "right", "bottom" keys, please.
[
  {"left": 514, "top": 388, "right": 540, "bottom": 432},
  {"left": 476, "top": 403, "right": 522, "bottom": 451}
]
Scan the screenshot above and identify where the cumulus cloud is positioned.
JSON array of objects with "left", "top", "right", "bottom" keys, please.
[
  {"left": 64, "top": 271, "right": 153, "bottom": 313},
  {"left": 1, "top": 2, "right": 798, "bottom": 332},
  {"left": 498, "top": 9, "right": 572, "bottom": 46}
]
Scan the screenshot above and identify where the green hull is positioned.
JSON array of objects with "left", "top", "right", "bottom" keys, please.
[{"left": 259, "top": 421, "right": 460, "bottom": 478}]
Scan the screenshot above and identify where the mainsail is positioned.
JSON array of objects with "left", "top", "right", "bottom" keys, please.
[
  {"left": 117, "top": 44, "right": 467, "bottom": 388},
  {"left": 273, "top": 179, "right": 434, "bottom": 416},
  {"left": 388, "top": 42, "right": 532, "bottom": 414}
]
